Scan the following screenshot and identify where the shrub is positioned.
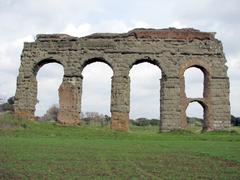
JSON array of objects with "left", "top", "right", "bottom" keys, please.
[
  {"left": 0, "top": 96, "right": 15, "bottom": 112},
  {"left": 81, "top": 112, "right": 111, "bottom": 126},
  {"left": 131, "top": 118, "right": 160, "bottom": 126},
  {"left": 41, "top": 105, "right": 59, "bottom": 121},
  {"left": 231, "top": 115, "right": 240, "bottom": 126}
]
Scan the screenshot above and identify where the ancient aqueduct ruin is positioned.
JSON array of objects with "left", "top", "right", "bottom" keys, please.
[{"left": 14, "top": 28, "right": 231, "bottom": 132}]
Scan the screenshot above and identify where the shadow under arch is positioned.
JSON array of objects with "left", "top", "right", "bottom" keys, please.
[
  {"left": 185, "top": 99, "right": 211, "bottom": 132},
  {"left": 80, "top": 57, "right": 115, "bottom": 75},
  {"left": 33, "top": 57, "right": 65, "bottom": 76},
  {"left": 129, "top": 58, "right": 164, "bottom": 76}
]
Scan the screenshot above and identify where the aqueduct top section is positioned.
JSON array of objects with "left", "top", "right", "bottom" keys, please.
[{"left": 14, "top": 28, "right": 231, "bottom": 131}]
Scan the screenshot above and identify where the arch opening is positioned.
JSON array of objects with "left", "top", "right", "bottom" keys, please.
[
  {"left": 186, "top": 101, "right": 209, "bottom": 132},
  {"left": 81, "top": 61, "right": 113, "bottom": 125},
  {"left": 129, "top": 61, "right": 161, "bottom": 128},
  {"left": 184, "top": 67, "right": 204, "bottom": 98},
  {"left": 35, "top": 62, "right": 64, "bottom": 120},
  {"left": 186, "top": 101, "right": 203, "bottom": 131},
  {"left": 181, "top": 63, "right": 211, "bottom": 99}
]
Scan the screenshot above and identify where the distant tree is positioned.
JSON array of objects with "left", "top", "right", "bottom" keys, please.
[
  {"left": 102, "top": 115, "right": 111, "bottom": 126},
  {"left": 85, "top": 112, "right": 102, "bottom": 122},
  {"left": 41, "top": 105, "right": 59, "bottom": 121},
  {"left": 131, "top": 118, "right": 160, "bottom": 126},
  {"left": 187, "top": 117, "right": 203, "bottom": 127},
  {"left": 80, "top": 112, "right": 85, "bottom": 119},
  {"left": 81, "top": 112, "right": 109, "bottom": 126},
  {"left": 7, "top": 97, "right": 15, "bottom": 105},
  {"left": 149, "top": 119, "right": 160, "bottom": 126},
  {"left": 231, "top": 115, "right": 240, "bottom": 126},
  {"left": 0, "top": 96, "right": 14, "bottom": 112},
  {"left": 136, "top": 118, "right": 150, "bottom": 126},
  {"left": 0, "top": 96, "right": 4, "bottom": 104}
]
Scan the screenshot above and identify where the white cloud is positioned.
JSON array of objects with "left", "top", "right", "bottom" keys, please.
[
  {"left": 61, "top": 23, "right": 92, "bottom": 37},
  {"left": 227, "top": 53, "right": 240, "bottom": 69},
  {"left": 13, "top": 35, "right": 35, "bottom": 46},
  {"left": 170, "top": 21, "right": 187, "bottom": 28},
  {"left": 61, "top": 20, "right": 153, "bottom": 38},
  {"left": 0, "top": 35, "right": 35, "bottom": 101},
  {"left": 96, "top": 20, "right": 131, "bottom": 33},
  {"left": 0, "top": 35, "right": 34, "bottom": 73},
  {"left": 131, "top": 20, "right": 152, "bottom": 28},
  {"left": 226, "top": 53, "right": 240, "bottom": 116}
]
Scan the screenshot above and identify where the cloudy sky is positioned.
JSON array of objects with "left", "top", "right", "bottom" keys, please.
[{"left": 0, "top": 0, "right": 239, "bottom": 119}]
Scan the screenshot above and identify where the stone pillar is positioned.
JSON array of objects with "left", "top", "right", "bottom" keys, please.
[
  {"left": 110, "top": 75, "right": 130, "bottom": 131},
  {"left": 14, "top": 75, "right": 37, "bottom": 120},
  {"left": 179, "top": 76, "right": 188, "bottom": 129},
  {"left": 202, "top": 100, "right": 213, "bottom": 131},
  {"left": 160, "top": 76, "right": 181, "bottom": 131},
  {"left": 57, "top": 76, "right": 82, "bottom": 124},
  {"left": 211, "top": 77, "right": 231, "bottom": 129}
]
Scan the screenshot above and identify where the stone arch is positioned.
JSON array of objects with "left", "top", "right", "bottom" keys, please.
[
  {"left": 180, "top": 60, "right": 213, "bottom": 130},
  {"left": 184, "top": 67, "right": 204, "bottom": 98},
  {"left": 33, "top": 58, "right": 65, "bottom": 118},
  {"left": 179, "top": 60, "right": 211, "bottom": 76},
  {"left": 80, "top": 57, "right": 115, "bottom": 122},
  {"left": 14, "top": 56, "right": 66, "bottom": 120},
  {"left": 128, "top": 57, "right": 162, "bottom": 128},
  {"left": 179, "top": 60, "right": 211, "bottom": 98},
  {"left": 81, "top": 59, "right": 114, "bottom": 117},
  {"left": 185, "top": 99, "right": 212, "bottom": 131}
]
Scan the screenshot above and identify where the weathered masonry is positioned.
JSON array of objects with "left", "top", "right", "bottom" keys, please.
[{"left": 14, "top": 28, "right": 231, "bottom": 131}]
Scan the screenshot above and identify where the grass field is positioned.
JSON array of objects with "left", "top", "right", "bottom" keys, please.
[{"left": 0, "top": 113, "right": 240, "bottom": 179}]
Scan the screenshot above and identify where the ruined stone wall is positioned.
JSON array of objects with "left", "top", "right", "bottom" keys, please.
[{"left": 14, "top": 28, "right": 231, "bottom": 131}]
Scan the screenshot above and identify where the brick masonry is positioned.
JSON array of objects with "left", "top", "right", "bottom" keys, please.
[{"left": 14, "top": 28, "right": 231, "bottom": 131}]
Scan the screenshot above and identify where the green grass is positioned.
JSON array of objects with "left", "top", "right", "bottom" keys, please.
[{"left": 0, "top": 113, "right": 240, "bottom": 179}]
